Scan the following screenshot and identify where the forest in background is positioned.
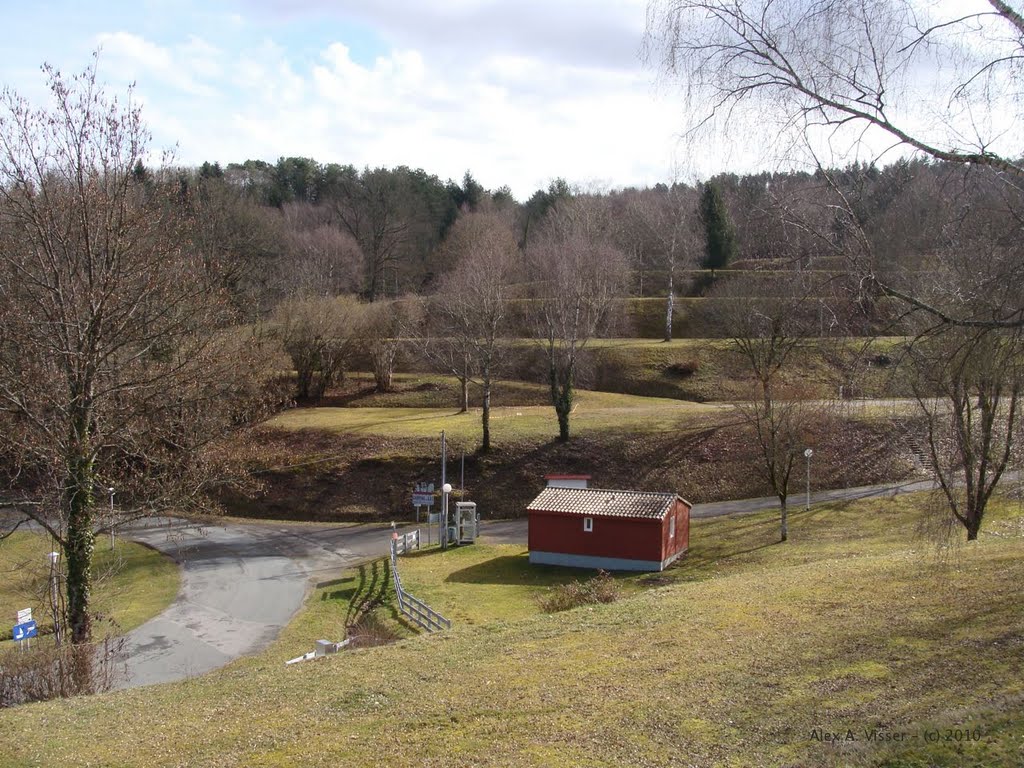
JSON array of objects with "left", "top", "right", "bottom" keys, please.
[{"left": 179, "top": 154, "right": 973, "bottom": 328}]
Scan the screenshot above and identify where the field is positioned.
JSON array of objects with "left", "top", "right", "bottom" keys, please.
[
  {"left": 224, "top": 368, "right": 917, "bottom": 523},
  {"left": 2, "top": 493, "right": 1022, "bottom": 766},
  {"left": 269, "top": 388, "right": 729, "bottom": 442},
  {"left": 343, "top": 337, "right": 918, "bottom": 405},
  {"left": 0, "top": 533, "right": 180, "bottom": 644}
]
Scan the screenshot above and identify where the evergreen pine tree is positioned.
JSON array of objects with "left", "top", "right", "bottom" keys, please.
[{"left": 699, "top": 181, "right": 736, "bottom": 272}]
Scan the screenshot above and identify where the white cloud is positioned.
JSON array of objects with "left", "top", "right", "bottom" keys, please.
[
  {"left": 63, "top": 4, "right": 690, "bottom": 198},
  {"left": 95, "top": 31, "right": 220, "bottom": 98}
]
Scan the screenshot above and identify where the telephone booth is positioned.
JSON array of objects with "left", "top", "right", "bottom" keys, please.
[{"left": 454, "top": 501, "right": 478, "bottom": 544}]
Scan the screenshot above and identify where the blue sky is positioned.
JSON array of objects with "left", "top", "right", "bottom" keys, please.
[{"left": 0, "top": 0, "right": 698, "bottom": 199}]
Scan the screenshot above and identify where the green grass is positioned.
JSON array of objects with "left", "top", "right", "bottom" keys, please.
[
  {"left": 396, "top": 543, "right": 646, "bottom": 626},
  {"left": 325, "top": 372, "right": 553, "bottom": 409},
  {"left": 268, "top": 389, "right": 729, "bottom": 442},
  {"left": 343, "top": 336, "right": 919, "bottom": 405},
  {"left": 0, "top": 532, "right": 180, "bottom": 644},
  {"left": 585, "top": 336, "right": 917, "bottom": 402},
  {"left": 2, "top": 493, "right": 1022, "bottom": 766}
]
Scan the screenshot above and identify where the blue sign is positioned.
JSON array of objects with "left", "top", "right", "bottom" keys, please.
[
  {"left": 12, "top": 620, "right": 37, "bottom": 641},
  {"left": 412, "top": 493, "right": 435, "bottom": 506}
]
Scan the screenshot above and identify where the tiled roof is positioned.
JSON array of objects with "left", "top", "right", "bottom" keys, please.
[{"left": 526, "top": 487, "right": 679, "bottom": 520}]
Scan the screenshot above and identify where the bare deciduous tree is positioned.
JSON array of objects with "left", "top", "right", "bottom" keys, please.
[
  {"left": 273, "top": 295, "right": 366, "bottom": 400},
  {"left": 623, "top": 184, "right": 700, "bottom": 341},
  {"left": 910, "top": 329, "right": 1023, "bottom": 541},
  {"left": 644, "top": 0, "right": 1024, "bottom": 329},
  {"left": 527, "top": 197, "right": 630, "bottom": 441},
  {"left": 427, "top": 213, "right": 520, "bottom": 451},
  {"left": 364, "top": 299, "right": 420, "bottom": 393},
  {"left": 713, "top": 272, "right": 827, "bottom": 540},
  {"left": 280, "top": 203, "right": 364, "bottom": 298},
  {"left": 0, "top": 59, "right": 270, "bottom": 677},
  {"left": 183, "top": 170, "right": 286, "bottom": 317}
]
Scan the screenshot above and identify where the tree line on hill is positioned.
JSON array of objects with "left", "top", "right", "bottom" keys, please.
[{"left": 173, "top": 151, "right": 961, "bottom": 314}]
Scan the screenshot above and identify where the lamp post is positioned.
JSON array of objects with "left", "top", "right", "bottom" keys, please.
[
  {"left": 108, "top": 487, "right": 116, "bottom": 550},
  {"left": 804, "top": 448, "right": 814, "bottom": 510},
  {"left": 441, "top": 483, "right": 453, "bottom": 550},
  {"left": 48, "top": 551, "right": 61, "bottom": 646}
]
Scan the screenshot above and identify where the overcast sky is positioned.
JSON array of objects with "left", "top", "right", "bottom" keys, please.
[{"left": 0, "top": 0, "right": 707, "bottom": 200}]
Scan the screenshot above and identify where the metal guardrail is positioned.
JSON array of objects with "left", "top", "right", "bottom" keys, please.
[
  {"left": 393, "top": 529, "right": 420, "bottom": 555},
  {"left": 390, "top": 533, "right": 451, "bottom": 633}
]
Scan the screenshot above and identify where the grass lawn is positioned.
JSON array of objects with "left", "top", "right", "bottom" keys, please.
[
  {"left": 268, "top": 389, "right": 730, "bottom": 443},
  {"left": 2, "top": 492, "right": 1022, "bottom": 766},
  {"left": 0, "top": 532, "right": 180, "bottom": 644}
]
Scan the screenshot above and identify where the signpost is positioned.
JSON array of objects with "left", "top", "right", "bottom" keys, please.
[
  {"left": 17, "top": 608, "right": 31, "bottom": 624},
  {"left": 412, "top": 481, "right": 435, "bottom": 525},
  {"left": 12, "top": 618, "right": 37, "bottom": 650}
]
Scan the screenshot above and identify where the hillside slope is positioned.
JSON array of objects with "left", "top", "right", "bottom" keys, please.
[{"left": 2, "top": 494, "right": 1022, "bottom": 766}]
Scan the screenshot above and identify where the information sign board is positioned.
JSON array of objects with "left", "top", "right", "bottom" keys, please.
[{"left": 12, "top": 620, "right": 37, "bottom": 641}]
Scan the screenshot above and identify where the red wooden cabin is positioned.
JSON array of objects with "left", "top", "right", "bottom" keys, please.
[{"left": 527, "top": 487, "right": 691, "bottom": 572}]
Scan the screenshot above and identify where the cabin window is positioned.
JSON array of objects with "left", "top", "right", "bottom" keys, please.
[
  {"left": 669, "top": 514, "right": 676, "bottom": 539},
  {"left": 583, "top": 517, "right": 593, "bottom": 533}
]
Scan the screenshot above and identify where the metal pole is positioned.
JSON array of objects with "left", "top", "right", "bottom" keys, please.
[
  {"left": 441, "top": 431, "right": 447, "bottom": 549},
  {"left": 460, "top": 451, "right": 464, "bottom": 494},
  {"left": 108, "top": 487, "right": 115, "bottom": 550},
  {"left": 804, "top": 448, "right": 813, "bottom": 510},
  {"left": 806, "top": 457, "right": 810, "bottom": 510},
  {"left": 48, "top": 551, "right": 61, "bottom": 646},
  {"left": 442, "top": 484, "right": 451, "bottom": 550}
]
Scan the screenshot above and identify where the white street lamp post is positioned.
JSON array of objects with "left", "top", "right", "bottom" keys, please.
[
  {"left": 804, "top": 448, "right": 814, "bottom": 510},
  {"left": 108, "top": 487, "right": 116, "bottom": 550},
  {"left": 442, "top": 483, "right": 453, "bottom": 550},
  {"left": 48, "top": 551, "right": 61, "bottom": 645}
]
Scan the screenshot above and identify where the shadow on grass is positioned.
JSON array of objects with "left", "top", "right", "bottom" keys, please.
[
  {"left": 444, "top": 554, "right": 590, "bottom": 587},
  {"left": 314, "top": 577, "right": 349, "bottom": 589}
]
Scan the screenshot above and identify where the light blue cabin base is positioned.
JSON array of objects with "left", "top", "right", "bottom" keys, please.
[{"left": 529, "top": 549, "right": 687, "bottom": 572}]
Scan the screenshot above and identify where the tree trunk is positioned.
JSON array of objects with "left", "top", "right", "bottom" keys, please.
[
  {"left": 556, "top": 399, "right": 571, "bottom": 442},
  {"left": 481, "top": 379, "right": 491, "bottom": 452},
  {"left": 64, "top": 446, "right": 96, "bottom": 690},
  {"left": 550, "top": 360, "right": 573, "bottom": 442},
  {"left": 664, "top": 271, "right": 674, "bottom": 343},
  {"left": 966, "top": 504, "right": 981, "bottom": 541},
  {"left": 459, "top": 375, "right": 469, "bottom": 414},
  {"left": 296, "top": 363, "right": 313, "bottom": 400},
  {"left": 367, "top": 257, "right": 381, "bottom": 303},
  {"left": 553, "top": 383, "right": 573, "bottom": 442}
]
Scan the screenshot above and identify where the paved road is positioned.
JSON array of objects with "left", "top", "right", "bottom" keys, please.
[
  {"left": 115, "top": 517, "right": 405, "bottom": 688},
  {"left": 8, "top": 473, "right": 961, "bottom": 689},
  {"left": 476, "top": 477, "right": 944, "bottom": 545}
]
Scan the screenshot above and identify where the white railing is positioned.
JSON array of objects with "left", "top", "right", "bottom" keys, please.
[
  {"left": 393, "top": 529, "right": 420, "bottom": 555},
  {"left": 389, "top": 533, "right": 451, "bottom": 633}
]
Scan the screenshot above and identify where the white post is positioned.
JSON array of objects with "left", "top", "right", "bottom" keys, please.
[
  {"left": 108, "top": 487, "right": 116, "bottom": 550},
  {"left": 804, "top": 448, "right": 814, "bottom": 510},
  {"left": 441, "top": 430, "right": 447, "bottom": 489},
  {"left": 48, "top": 551, "right": 61, "bottom": 646},
  {"left": 442, "top": 483, "right": 452, "bottom": 550}
]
